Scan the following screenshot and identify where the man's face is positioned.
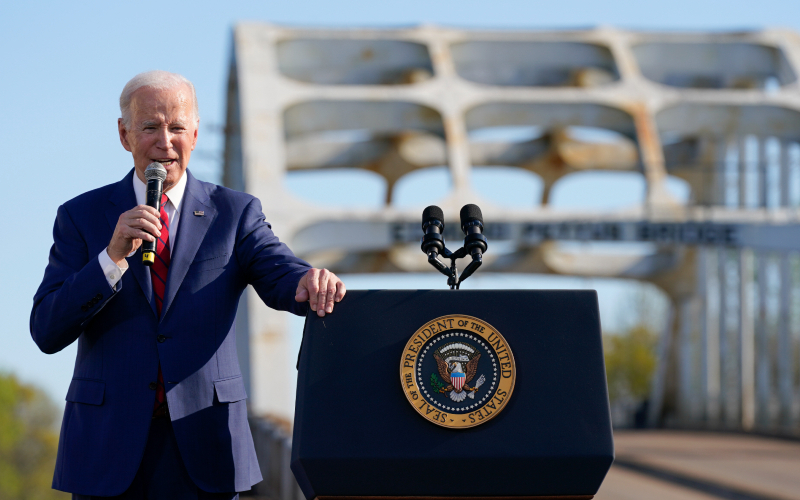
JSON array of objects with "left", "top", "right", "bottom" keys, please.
[{"left": 118, "top": 85, "right": 198, "bottom": 192}]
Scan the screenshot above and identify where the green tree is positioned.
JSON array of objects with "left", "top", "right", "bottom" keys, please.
[
  {"left": 0, "top": 373, "right": 68, "bottom": 500},
  {"left": 603, "top": 325, "right": 657, "bottom": 403}
]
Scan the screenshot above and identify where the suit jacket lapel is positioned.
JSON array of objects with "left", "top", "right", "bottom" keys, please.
[
  {"left": 161, "top": 170, "right": 216, "bottom": 321},
  {"left": 105, "top": 169, "right": 157, "bottom": 318}
]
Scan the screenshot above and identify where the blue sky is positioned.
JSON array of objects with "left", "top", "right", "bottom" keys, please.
[{"left": 2, "top": 0, "right": 799, "bottom": 402}]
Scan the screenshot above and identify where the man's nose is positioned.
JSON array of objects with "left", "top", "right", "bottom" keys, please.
[{"left": 156, "top": 127, "right": 172, "bottom": 149}]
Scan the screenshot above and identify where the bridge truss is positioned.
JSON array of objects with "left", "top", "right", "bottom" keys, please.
[{"left": 224, "top": 24, "right": 800, "bottom": 435}]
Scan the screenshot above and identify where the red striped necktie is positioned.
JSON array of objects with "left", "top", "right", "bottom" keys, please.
[{"left": 152, "top": 193, "right": 170, "bottom": 412}]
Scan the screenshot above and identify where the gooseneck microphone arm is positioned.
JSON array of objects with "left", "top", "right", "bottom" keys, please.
[
  {"left": 456, "top": 204, "right": 487, "bottom": 283},
  {"left": 420, "top": 204, "right": 488, "bottom": 289},
  {"left": 427, "top": 250, "right": 451, "bottom": 277}
]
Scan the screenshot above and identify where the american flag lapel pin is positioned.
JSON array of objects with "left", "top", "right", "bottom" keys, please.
[{"left": 193, "top": 211, "right": 205, "bottom": 216}]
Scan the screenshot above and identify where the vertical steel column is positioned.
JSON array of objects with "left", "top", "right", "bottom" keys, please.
[
  {"left": 717, "top": 138, "right": 729, "bottom": 206},
  {"left": 699, "top": 249, "right": 712, "bottom": 424},
  {"left": 718, "top": 247, "right": 730, "bottom": 425},
  {"left": 739, "top": 136, "right": 748, "bottom": 207},
  {"left": 754, "top": 137, "right": 771, "bottom": 430},
  {"left": 778, "top": 140, "right": 795, "bottom": 431},
  {"left": 777, "top": 253, "right": 793, "bottom": 430},
  {"left": 707, "top": 249, "right": 722, "bottom": 426},
  {"left": 780, "top": 140, "right": 791, "bottom": 207},
  {"left": 755, "top": 251, "right": 771, "bottom": 429},
  {"left": 648, "top": 305, "right": 676, "bottom": 428},
  {"left": 757, "top": 138, "right": 768, "bottom": 208},
  {"left": 736, "top": 136, "right": 753, "bottom": 429},
  {"left": 716, "top": 137, "right": 731, "bottom": 423},
  {"left": 740, "top": 249, "right": 755, "bottom": 430},
  {"left": 678, "top": 297, "right": 694, "bottom": 424},
  {"left": 692, "top": 250, "right": 707, "bottom": 423}
]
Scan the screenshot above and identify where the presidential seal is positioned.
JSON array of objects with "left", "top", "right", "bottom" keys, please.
[{"left": 400, "top": 315, "right": 516, "bottom": 429}]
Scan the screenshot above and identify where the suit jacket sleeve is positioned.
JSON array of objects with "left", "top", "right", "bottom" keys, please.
[
  {"left": 236, "top": 198, "right": 311, "bottom": 316},
  {"left": 30, "top": 204, "right": 119, "bottom": 354}
]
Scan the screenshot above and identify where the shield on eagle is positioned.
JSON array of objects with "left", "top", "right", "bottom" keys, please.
[{"left": 451, "top": 372, "right": 466, "bottom": 390}]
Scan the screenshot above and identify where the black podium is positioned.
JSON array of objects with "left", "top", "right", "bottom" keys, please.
[{"left": 291, "top": 290, "right": 613, "bottom": 499}]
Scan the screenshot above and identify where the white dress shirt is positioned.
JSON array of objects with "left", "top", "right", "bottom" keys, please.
[{"left": 98, "top": 170, "right": 187, "bottom": 290}]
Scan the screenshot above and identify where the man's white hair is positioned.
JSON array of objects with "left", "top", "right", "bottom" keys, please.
[{"left": 119, "top": 70, "right": 199, "bottom": 128}]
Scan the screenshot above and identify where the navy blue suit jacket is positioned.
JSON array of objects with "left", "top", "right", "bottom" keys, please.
[{"left": 30, "top": 169, "right": 311, "bottom": 495}]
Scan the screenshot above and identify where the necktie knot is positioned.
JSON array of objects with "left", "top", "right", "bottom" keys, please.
[{"left": 159, "top": 194, "right": 170, "bottom": 228}]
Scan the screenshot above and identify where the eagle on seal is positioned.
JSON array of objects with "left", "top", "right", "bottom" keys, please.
[{"left": 434, "top": 351, "right": 481, "bottom": 402}]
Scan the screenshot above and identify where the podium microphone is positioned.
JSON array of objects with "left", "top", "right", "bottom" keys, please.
[
  {"left": 460, "top": 204, "right": 488, "bottom": 258},
  {"left": 420, "top": 204, "right": 487, "bottom": 287},
  {"left": 421, "top": 205, "right": 445, "bottom": 258},
  {"left": 141, "top": 162, "right": 167, "bottom": 266}
]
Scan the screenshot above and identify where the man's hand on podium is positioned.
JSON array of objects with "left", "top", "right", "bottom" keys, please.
[{"left": 295, "top": 268, "right": 346, "bottom": 317}]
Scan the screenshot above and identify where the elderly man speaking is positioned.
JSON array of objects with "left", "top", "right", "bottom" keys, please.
[{"left": 30, "top": 70, "right": 345, "bottom": 499}]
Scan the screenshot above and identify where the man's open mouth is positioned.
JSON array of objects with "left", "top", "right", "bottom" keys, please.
[{"left": 154, "top": 159, "right": 177, "bottom": 166}]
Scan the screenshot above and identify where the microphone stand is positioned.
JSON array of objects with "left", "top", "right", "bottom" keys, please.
[{"left": 426, "top": 245, "right": 483, "bottom": 290}]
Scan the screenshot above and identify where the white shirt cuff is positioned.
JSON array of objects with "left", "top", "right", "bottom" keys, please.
[{"left": 98, "top": 248, "right": 129, "bottom": 290}]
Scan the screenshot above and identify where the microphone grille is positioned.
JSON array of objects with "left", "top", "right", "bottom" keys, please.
[
  {"left": 460, "top": 204, "right": 483, "bottom": 225},
  {"left": 422, "top": 205, "right": 444, "bottom": 226},
  {"left": 144, "top": 162, "right": 167, "bottom": 182}
]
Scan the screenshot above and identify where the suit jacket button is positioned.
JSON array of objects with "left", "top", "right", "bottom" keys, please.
[
  {"left": 95, "top": 293, "right": 103, "bottom": 300},
  {"left": 149, "top": 382, "right": 157, "bottom": 390},
  {"left": 92, "top": 297, "right": 99, "bottom": 305},
  {"left": 157, "top": 335, "right": 166, "bottom": 343},
  {"left": 81, "top": 305, "right": 88, "bottom": 312}
]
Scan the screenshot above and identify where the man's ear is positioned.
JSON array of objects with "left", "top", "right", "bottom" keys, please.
[
  {"left": 118, "top": 118, "right": 132, "bottom": 152},
  {"left": 191, "top": 120, "right": 199, "bottom": 151}
]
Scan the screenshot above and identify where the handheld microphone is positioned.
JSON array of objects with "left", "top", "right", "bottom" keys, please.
[
  {"left": 141, "top": 162, "right": 167, "bottom": 266},
  {"left": 420, "top": 205, "right": 445, "bottom": 257},
  {"left": 460, "top": 204, "right": 488, "bottom": 258}
]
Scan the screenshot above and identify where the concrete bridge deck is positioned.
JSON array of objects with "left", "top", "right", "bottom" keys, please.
[
  {"left": 596, "top": 430, "right": 800, "bottom": 500},
  {"left": 245, "top": 424, "right": 800, "bottom": 499}
]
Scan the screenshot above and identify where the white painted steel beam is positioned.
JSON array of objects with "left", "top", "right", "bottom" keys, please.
[
  {"left": 777, "top": 253, "right": 794, "bottom": 430},
  {"left": 755, "top": 251, "right": 771, "bottom": 429},
  {"left": 739, "top": 249, "right": 756, "bottom": 430}
]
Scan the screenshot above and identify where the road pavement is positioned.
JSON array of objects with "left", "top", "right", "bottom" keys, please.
[{"left": 595, "top": 430, "right": 800, "bottom": 500}]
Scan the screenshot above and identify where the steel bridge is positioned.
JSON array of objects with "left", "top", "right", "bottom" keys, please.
[{"left": 223, "top": 24, "right": 800, "bottom": 441}]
